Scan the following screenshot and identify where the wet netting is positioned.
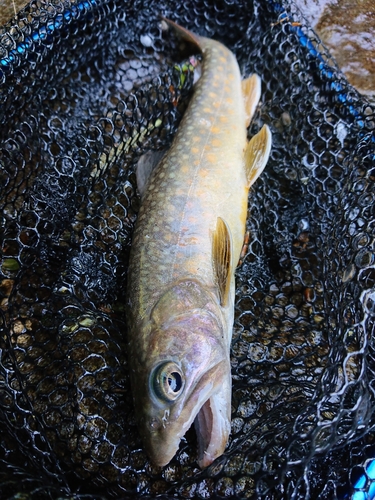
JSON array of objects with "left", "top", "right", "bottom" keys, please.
[{"left": 0, "top": 0, "right": 374, "bottom": 498}]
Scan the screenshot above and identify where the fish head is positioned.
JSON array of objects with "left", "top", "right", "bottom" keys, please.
[{"left": 130, "top": 280, "right": 231, "bottom": 468}]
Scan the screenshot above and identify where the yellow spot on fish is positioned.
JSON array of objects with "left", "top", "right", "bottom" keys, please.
[
  {"left": 226, "top": 98, "right": 234, "bottom": 105},
  {"left": 219, "top": 116, "right": 228, "bottom": 123},
  {"left": 211, "top": 139, "right": 221, "bottom": 147},
  {"left": 228, "top": 73, "right": 234, "bottom": 81},
  {"left": 193, "top": 136, "right": 201, "bottom": 142},
  {"left": 207, "top": 153, "right": 217, "bottom": 163},
  {"left": 211, "top": 126, "right": 220, "bottom": 134},
  {"left": 185, "top": 236, "right": 199, "bottom": 245},
  {"left": 192, "top": 147, "right": 199, "bottom": 154},
  {"left": 181, "top": 165, "right": 189, "bottom": 173},
  {"left": 203, "top": 107, "right": 212, "bottom": 113},
  {"left": 209, "top": 92, "right": 217, "bottom": 98},
  {"left": 219, "top": 56, "right": 226, "bottom": 63}
]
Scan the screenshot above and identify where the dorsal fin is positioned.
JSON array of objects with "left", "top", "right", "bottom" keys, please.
[
  {"left": 244, "top": 124, "right": 272, "bottom": 188},
  {"left": 242, "top": 74, "right": 261, "bottom": 128},
  {"left": 212, "top": 217, "right": 233, "bottom": 307}
]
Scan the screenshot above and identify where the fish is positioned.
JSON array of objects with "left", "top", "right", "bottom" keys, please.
[{"left": 126, "top": 18, "right": 272, "bottom": 469}]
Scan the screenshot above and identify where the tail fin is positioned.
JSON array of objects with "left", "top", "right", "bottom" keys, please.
[{"left": 162, "top": 17, "right": 202, "bottom": 52}]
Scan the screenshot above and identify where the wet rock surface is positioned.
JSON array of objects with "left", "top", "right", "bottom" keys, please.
[{"left": 295, "top": 0, "right": 375, "bottom": 102}]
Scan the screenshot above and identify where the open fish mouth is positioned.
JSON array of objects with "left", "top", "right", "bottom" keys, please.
[
  {"left": 194, "top": 390, "right": 231, "bottom": 468},
  {"left": 144, "top": 359, "right": 231, "bottom": 468}
]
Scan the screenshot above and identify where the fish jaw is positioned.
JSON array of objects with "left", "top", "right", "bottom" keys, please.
[{"left": 139, "top": 357, "right": 231, "bottom": 468}]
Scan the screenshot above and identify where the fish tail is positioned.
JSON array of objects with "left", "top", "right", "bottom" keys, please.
[{"left": 162, "top": 17, "right": 202, "bottom": 52}]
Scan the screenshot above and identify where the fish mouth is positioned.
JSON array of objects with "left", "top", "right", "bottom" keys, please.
[
  {"left": 144, "top": 359, "right": 231, "bottom": 468},
  {"left": 194, "top": 387, "right": 231, "bottom": 468}
]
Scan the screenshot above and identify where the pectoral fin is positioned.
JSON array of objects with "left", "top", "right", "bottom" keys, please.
[
  {"left": 136, "top": 149, "right": 166, "bottom": 198},
  {"left": 212, "top": 217, "right": 233, "bottom": 307},
  {"left": 244, "top": 124, "right": 272, "bottom": 188},
  {"left": 242, "top": 74, "right": 261, "bottom": 128}
]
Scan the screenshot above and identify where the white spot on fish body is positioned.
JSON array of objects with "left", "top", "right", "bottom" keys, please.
[{"left": 199, "top": 118, "right": 212, "bottom": 127}]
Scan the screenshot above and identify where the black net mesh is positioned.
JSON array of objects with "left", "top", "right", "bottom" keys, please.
[{"left": 1, "top": 0, "right": 374, "bottom": 498}]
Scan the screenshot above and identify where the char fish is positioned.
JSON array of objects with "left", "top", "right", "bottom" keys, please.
[{"left": 126, "top": 19, "right": 272, "bottom": 468}]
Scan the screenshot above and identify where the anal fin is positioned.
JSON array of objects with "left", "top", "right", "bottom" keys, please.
[
  {"left": 244, "top": 124, "right": 272, "bottom": 188},
  {"left": 212, "top": 217, "right": 233, "bottom": 307},
  {"left": 242, "top": 74, "right": 261, "bottom": 128}
]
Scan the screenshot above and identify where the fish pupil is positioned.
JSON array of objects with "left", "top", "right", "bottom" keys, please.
[{"left": 167, "top": 372, "right": 182, "bottom": 393}]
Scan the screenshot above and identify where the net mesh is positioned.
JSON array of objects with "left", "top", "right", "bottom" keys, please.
[{"left": 0, "top": 0, "right": 374, "bottom": 498}]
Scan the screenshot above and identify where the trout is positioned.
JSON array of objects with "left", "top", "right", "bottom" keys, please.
[{"left": 126, "top": 19, "right": 272, "bottom": 468}]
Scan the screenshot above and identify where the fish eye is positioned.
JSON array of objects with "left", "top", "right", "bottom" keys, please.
[{"left": 151, "top": 362, "right": 185, "bottom": 402}]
